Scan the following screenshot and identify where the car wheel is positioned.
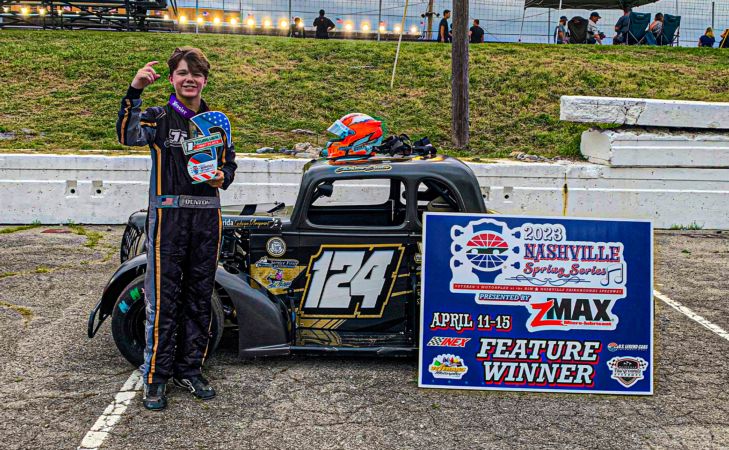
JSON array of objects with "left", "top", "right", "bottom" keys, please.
[{"left": 111, "top": 274, "right": 225, "bottom": 368}]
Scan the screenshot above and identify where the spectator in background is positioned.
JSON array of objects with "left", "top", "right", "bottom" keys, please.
[
  {"left": 291, "top": 16, "right": 305, "bottom": 38},
  {"left": 438, "top": 9, "right": 451, "bottom": 43},
  {"left": 554, "top": 15, "right": 568, "bottom": 44},
  {"left": 469, "top": 19, "right": 485, "bottom": 43},
  {"left": 613, "top": 7, "right": 631, "bottom": 44},
  {"left": 720, "top": 29, "right": 729, "bottom": 48},
  {"left": 699, "top": 27, "right": 715, "bottom": 47},
  {"left": 587, "top": 11, "right": 605, "bottom": 44},
  {"left": 649, "top": 13, "right": 664, "bottom": 39},
  {"left": 313, "top": 9, "right": 335, "bottom": 39}
]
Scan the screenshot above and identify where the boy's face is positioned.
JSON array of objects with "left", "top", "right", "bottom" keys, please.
[{"left": 168, "top": 59, "right": 207, "bottom": 101}]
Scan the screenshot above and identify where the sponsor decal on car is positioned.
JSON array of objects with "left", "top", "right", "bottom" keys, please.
[
  {"left": 334, "top": 164, "right": 392, "bottom": 174},
  {"left": 251, "top": 257, "right": 303, "bottom": 295},
  {"left": 266, "top": 237, "right": 287, "bottom": 257},
  {"left": 429, "top": 354, "right": 469, "bottom": 380},
  {"left": 222, "top": 217, "right": 280, "bottom": 228}
]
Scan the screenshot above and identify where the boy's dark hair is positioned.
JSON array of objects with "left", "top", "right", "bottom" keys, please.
[
  {"left": 319, "top": 9, "right": 325, "bottom": 16},
  {"left": 443, "top": 9, "right": 450, "bottom": 15},
  {"left": 168, "top": 47, "right": 210, "bottom": 79},
  {"left": 474, "top": 19, "right": 479, "bottom": 25}
]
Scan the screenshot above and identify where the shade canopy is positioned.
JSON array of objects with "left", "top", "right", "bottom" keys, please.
[{"left": 524, "top": 0, "right": 658, "bottom": 9}]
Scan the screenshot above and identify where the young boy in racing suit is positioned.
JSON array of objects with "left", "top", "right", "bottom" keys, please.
[{"left": 116, "top": 47, "right": 237, "bottom": 411}]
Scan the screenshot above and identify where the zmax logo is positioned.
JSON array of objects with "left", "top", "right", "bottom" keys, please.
[{"left": 527, "top": 297, "right": 618, "bottom": 332}]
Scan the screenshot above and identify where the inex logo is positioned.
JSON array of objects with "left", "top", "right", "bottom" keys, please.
[
  {"left": 607, "top": 357, "right": 648, "bottom": 388},
  {"left": 427, "top": 336, "right": 471, "bottom": 348}
]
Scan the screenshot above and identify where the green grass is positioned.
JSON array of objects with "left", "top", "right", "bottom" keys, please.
[
  {"left": 0, "top": 223, "right": 41, "bottom": 234},
  {"left": 0, "top": 300, "right": 33, "bottom": 324},
  {"left": 68, "top": 224, "right": 103, "bottom": 248},
  {"left": 670, "top": 222, "right": 704, "bottom": 230},
  {"left": 1, "top": 30, "right": 728, "bottom": 157}
]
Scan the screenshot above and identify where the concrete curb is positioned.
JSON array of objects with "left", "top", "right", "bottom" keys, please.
[{"left": 1, "top": 154, "right": 728, "bottom": 229}]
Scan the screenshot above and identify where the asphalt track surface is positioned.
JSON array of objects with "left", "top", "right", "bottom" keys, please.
[{"left": 0, "top": 226, "right": 728, "bottom": 449}]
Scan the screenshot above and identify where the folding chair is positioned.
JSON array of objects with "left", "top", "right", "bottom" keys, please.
[
  {"left": 568, "top": 16, "right": 588, "bottom": 44},
  {"left": 657, "top": 14, "right": 681, "bottom": 46},
  {"left": 626, "top": 11, "right": 651, "bottom": 45}
]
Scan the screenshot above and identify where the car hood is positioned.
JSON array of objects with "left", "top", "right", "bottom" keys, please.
[{"left": 127, "top": 203, "right": 290, "bottom": 231}]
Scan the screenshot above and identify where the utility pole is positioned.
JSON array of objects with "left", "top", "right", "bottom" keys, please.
[
  {"left": 377, "top": 0, "right": 382, "bottom": 41},
  {"left": 451, "top": 0, "right": 469, "bottom": 148},
  {"left": 426, "top": 0, "right": 434, "bottom": 41}
]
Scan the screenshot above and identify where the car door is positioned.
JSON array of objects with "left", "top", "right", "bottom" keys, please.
[{"left": 292, "top": 176, "right": 416, "bottom": 347}]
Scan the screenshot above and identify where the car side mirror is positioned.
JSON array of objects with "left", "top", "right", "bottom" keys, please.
[
  {"left": 267, "top": 202, "right": 286, "bottom": 214},
  {"left": 313, "top": 183, "right": 333, "bottom": 203}
]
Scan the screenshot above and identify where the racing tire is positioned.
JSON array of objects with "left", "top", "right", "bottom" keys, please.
[{"left": 111, "top": 274, "right": 225, "bottom": 368}]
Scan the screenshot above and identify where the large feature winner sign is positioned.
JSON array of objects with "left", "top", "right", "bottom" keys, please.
[{"left": 419, "top": 214, "right": 653, "bottom": 395}]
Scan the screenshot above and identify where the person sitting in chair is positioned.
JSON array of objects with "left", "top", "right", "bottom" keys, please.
[
  {"left": 699, "top": 27, "right": 715, "bottom": 47},
  {"left": 587, "top": 12, "right": 605, "bottom": 44},
  {"left": 613, "top": 7, "right": 631, "bottom": 44},
  {"left": 649, "top": 13, "right": 664, "bottom": 39},
  {"left": 719, "top": 29, "right": 729, "bottom": 48}
]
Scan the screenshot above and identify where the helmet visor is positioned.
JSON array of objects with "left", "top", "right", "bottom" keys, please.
[{"left": 327, "top": 119, "right": 354, "bottom": 139}]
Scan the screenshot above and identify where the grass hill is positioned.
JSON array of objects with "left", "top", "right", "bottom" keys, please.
[{"left": 1, "top": 30, "right": 727, "bottom": 158}]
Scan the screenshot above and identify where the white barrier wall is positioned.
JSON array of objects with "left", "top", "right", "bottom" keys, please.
[{"left": 2, "top": 154, "right": 729, "bottom": 229}]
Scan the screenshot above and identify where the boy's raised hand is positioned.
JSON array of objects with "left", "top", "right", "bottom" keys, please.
[{"left": 131, "top": 61, "right": 161, "bottom": 90}]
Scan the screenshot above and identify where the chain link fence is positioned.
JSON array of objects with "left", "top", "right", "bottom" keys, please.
[
  {"left": 1, "top": 0, "right": 725, "bottom": 44},
  {"left": 169, "top": 0, "right": 729, "bottom": 45}
]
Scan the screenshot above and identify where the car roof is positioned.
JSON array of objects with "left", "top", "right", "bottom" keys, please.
[{"left": 302, "top": 155, "right": 479, "bottom": 188}]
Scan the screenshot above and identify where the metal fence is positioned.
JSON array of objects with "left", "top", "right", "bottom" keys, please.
[
  {"left": 1, "top": 0, "right": 726, "bottom": 44},
  {"left": 169, "top": 0, "right": 729, "bottom": 45}
]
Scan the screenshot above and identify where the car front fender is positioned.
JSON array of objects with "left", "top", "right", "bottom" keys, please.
[
  {"left": 215, "top": 269, "right": 292, "bottom": 358},
  {"left": 88, "top": 254, "right": 148, "bottom": 338}
]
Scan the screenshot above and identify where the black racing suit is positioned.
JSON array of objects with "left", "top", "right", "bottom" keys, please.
[{"left": 116, "top": 85, "right": 237, "bottom": 385}]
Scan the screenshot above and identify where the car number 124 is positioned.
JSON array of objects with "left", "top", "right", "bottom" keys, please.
[{"left": 300, "top": 245, "right": 404, "bottom": 318}]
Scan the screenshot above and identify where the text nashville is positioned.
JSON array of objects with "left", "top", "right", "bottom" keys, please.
[{"left": 524, "top": 243, "right": 621, "bottom": 263}]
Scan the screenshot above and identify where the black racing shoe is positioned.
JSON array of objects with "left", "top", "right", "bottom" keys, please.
[
  {"left": 173, "top": 375, "right": 216, "bottom": 400},
  {"left": 142, "top": 383, "right": 167, "bottom": 411}
]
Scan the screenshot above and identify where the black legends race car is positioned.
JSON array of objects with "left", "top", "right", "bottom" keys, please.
[{"left": 88, "top": 155, "right": 488, "bottom": 366}]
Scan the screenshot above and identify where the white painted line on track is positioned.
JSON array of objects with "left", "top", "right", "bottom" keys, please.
[
  {"left": 655, "top": 290, "right": 729, "bottom": 342},
  {"left": 78, "top": 370, "right": 142, "bottom": 450}
]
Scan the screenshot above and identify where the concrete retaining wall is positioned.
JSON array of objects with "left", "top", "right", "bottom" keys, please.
[
  {"left": 561, "top": 96, "right": 729, "bottom": 129},
  {"left": 581, "top": 128, "right": 729, "bottom": 167},
  {"left": 2, "top": 154, "right": 728, "bottom": 229}
]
